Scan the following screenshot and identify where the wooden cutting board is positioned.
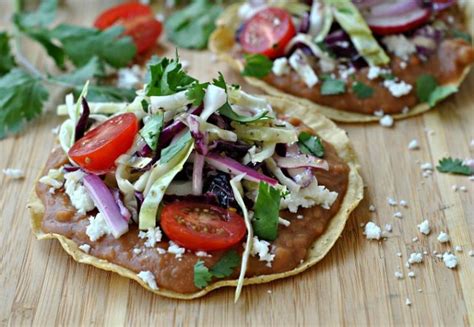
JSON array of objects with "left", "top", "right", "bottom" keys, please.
[{"left": 1, "top": 1, "right": 473, "bottom": 326}]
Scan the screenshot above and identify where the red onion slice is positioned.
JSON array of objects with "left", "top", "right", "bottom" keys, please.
[
  {"left": 366, "top": 8, "right": 431, "bottom": 35},
  {"left": 370, "top": 0, "right": 421, "bottom": 17}
]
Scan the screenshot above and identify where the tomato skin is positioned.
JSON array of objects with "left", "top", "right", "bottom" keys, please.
[
  {"left": 94, "top": 2, "right": 162, "bottom": 54},
  {"left": 239, "top": 7, "right": 296, "bottom": 59},
  {"left": 161, "top": 202, "right": 247, "bottom": 251},
  {"left": 68, "top": 113, "right": 138, "bottom": 174}
]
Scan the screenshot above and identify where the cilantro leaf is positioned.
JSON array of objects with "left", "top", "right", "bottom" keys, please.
[
  {"left": 139, "top": 113, "right": 164, "bottom": 151},
  {"left": 298, "top": 132, "right": 325, "bottom": 158},
  {"left": 186, "top": 82, "right": 209, "bottom": 106},
  {"left": 352, "top": 81, "right": 374, "bottom": 99},
  {"left": 218, "top": 102, "right": 269, "bottom": 123},
  {"left": 436, "top": 157, "right": 472, "bottom": 176},
  {"left": 252, "top": 182, "right": 282, "bottom": 241},
  {"left": 451, "top": 29, "right": 472, "bottom": 43},
  {"left": 212, "top": 72, "right": 227, "bottom": 90},
  {"left": 78, "top": 85, "right": 136, "bottom": 102},
  {"left": 193, "top": 260, "right": 213, "bottom": 289},
  {"left": 209, "top": 250, "right": 240, "bottom": 278},
  {"left": 52, "top": 57, "right": 104, "bottom": 85},
  {"left": 14, "top": 0, "right": 57, "bottom": 29},
  {"left": 241, "top": 54, "right": 273, "bottom": 78},
  {"left": 0, "top": 69, "right": 48, "bottom": 139},
  {"left": 145, "top": 55, "right": 197, "bottom": 96},
  {"left": 321, "top": 77, "right": 346, "bottom": 95},
  {"left": 193, "top": 250, "right": 241, "bottom": 289},
  {"left": 165, "top": 0, "right": 223, "bottom": 49},
  {"left": 428, "top": 86, "right": 458, "bottom": 107},
  {"left": 416, "top": 74, "right": 437, "bottom": 103},
  {"left": 50, "top": 24, "right": 136, "bottom": 68},
  {"left": 0, "top": 33, "right": 16, "bottom": 75}
]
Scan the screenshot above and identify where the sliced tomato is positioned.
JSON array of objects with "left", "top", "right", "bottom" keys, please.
[
  {"left": 94, "top": 2, "right": 162, "bottom": 54},
  {"left": 68, "top": 113, "right": 138, "bottom": 174},
  {"left": 161, "top": 202, "right": 247, "bottom": 251},
  {"left": 239, "top": 7, "right": 296, "bottom": 59}
]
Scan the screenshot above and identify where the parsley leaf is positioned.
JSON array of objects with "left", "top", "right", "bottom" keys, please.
[
  {"left": 145, "top": 55, "right": 197, "bottom": 96},
  {"left": 428, "top": 86, "right": 458, "bottom": 107},
  {"left": 321, "top": 77, "right": 346, "bottom": 95},
  {"left": 436, "top": 157, "right": 472, "bottom": 176},
  {"left": 0, "top": 69, "right": 48, "bottom": 139},
  {"left": 193, "top": 260, "right": 213, "bottom": 289},
  {"left": 298, "top": 132, "right": 325, "bottom": 158},
  {"left": 165, "top": 0, "right": 222, "bottom": 49},
  {"left": 252, "top": 182, "right": 282, "bottom": 241},
  {"left": 352, "top": 81, "right": 374, "bottom": 99},
  {"left": 193, "top": 250, "right": 241, "bottom": 289},
  {"left": 139, "top": 113, "right": 164, "bottom": 151},
  {"left": 209, "top": 250, "right": 240, "bottom": 278},
  {"left": 0, "top": 33, "right": 16, "bottom": 75},
  {"left": 186, "top": 82, "right": 209, "bottom": 106},
  {"left": 416, "top": 74, "right": 438, "bottom": 103},
  {"left": 241, "top": 54, "right": 273, "bottom": 78}
]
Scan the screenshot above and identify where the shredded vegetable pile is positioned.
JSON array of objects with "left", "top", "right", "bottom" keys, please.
[{"left": 40, "top": 55, "right": 339, "bottom": 300}]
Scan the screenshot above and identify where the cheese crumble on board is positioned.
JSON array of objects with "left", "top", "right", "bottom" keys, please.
[{"left": 364, "top": 222, "right": 382, "bottom": 240}]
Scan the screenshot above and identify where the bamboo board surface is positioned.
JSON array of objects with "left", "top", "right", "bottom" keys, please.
[{"left": 1, "top": 1, "right": 473, "bottom": 326}]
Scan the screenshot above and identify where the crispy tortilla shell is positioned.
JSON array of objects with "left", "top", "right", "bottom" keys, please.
[
  {"left": 209, "top": 2, "right": 473, "bottom": 123},
  {"left": 28, "top": 96, "right": 363, "bottom": 299}
]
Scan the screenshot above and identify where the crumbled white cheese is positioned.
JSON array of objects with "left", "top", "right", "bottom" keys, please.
[
  {"left": 280, "top": 177, "right": 338, "bottom": 212},
  {"left": 382, "top": 35, "right": 416, "bottom": 60},
  {"left": 133, "top": 248, "right": 142, "bottom": 255},
  {"left": 437, "top": 231, "right": 450, "bottom": 243},
  {"left": 251, "top": 236, "right": 275, "bottom": 266},
  {"left": 195, "top": 251, "right": 211, "bottom": 257},
  {"left": 64, "top": 170, "right": 95, "bottom": 214},
  {"left": 420, "top": 163, "right": 433, "bottom": 171},
  {"left": 405, "top": 298, "right": 412, "bottom": 306},
  {"left": 399, "top": 200, "right": 408, "bottom": 207},
  {"left": 51, "top": 125, "right": 60, "bottom": 135},
  {"left": 408, "top": 271, "right": 416, "bottom": 278},
  {"left": 452, "top": 184, "right": 459, "bottom": 192},
  {"left": 442, "top": 252, "right": 458, "bottom": 269},
  {"left": 459, "top": 186, "right": 467, "bottom": 192},
  {"left": 408, "top": 139, "right": 419, "bottom": 150},
  {"left": 296, "top": 214, "right": 304, "bottom": 220},
  {"left": 384, "top": 224, "right": 393, "bottom": 232},
  {"left": 278, "top": 217, "right": 291, "bottom": 227},
  {"left": 2, "top": 168, "right": 24, "bottom": 179},
  {"left": 156, "top": 247, "right": 166, "bottom": 254},
  {"left": 288, "top": 49, "right": 318, "bottom": 88},
  {"left": 364, "top": 222, "right": 382, "bottom": 240},
  {"left": 168, "top": 241, "right": 185, "bottom": 258},
  {"left": 319, "top": 56, "right": 336, "bottom": 73},
  {"left": 367, "top": 66, "right": 382, "bottom": 80},
  {"left": 408, "top": 252, "right": 423, "bottom": 264},
  {"left": 454, "top": 246, "right": 463, "bottom": 253},
  {"left": 393, "top": 211, "right": 403, "bottom": 219},
  {"left": 394, "top": 271, "right": 404, "bottom": 279},
  {"left": 272, "top": 57, "right": 290, "bottom": 76},
  {"left": 369, "top": 205, "right": 376, "bottom": 212},
  {"left": 379, "top": 115, "right": 394, "bottom": 127},
  {"left": 468, "top": 250, "right": 474, "bottom": 257},
  {"left": 396, "top": 252, "right": 402, "bottom": 257},
  {"left": 412, "top": 237, "right": 419, "bottom": 243},
  {"left": 402, "top": 106, "right": 410, "bottom": 114},
  {"left": 400, "top": 61, "right": 407, "bottom": 69},
  {"left": 387, "top": 197, "right": 397, "bottom": 206},
  {"left": 417, "top": 219, "right": 431, "bottom": 235},
  {"left": 383, "top": 79, "right": 412, "bottom": 98},
  {"left": 78, "top": 244, "right": 91, "bottom": 254},
  {"left": 86, "top": 213, "right": 111, "bottom": 242},
  {"left": 374, "top": 109, "right": 384, "bottom": 117},
  {"left": 117, "top": 65, "right": 142, "bottom": 89},
  {"left": 138, "top": 227, "right": 163, "bottom": 248},
  {"left": 39, "top": 168, "right": 64, "bottom": 189},
  {"left": 137, "top": 271, "right": 158, "bottom": 290}
]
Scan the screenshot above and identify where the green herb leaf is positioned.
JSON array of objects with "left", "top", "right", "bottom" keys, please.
[
  {"left": 139, "top": 113, "right": 164, "bottom": 151},
  {"left": 428, "top": 85, "right": 458, "bottom": 107},
  {"left": 218, "top": 102, "right": 269, "bottom": 123},
  {"left": 0, "top": 69, "right": 48, "bottom": 139},
  {"left": 298, "top": 131, "right": 325, "bottom": 158},
  {"left": 241, "top": 54, "right": 273, "bottom": 78},
  {"left": 77, "top": 85, "right": 136, "bottom": 102},
  {"left": 160, "top": 131, "right": 193, "bottom": 164},
  {"left": 321, "top": 77, "right": 346, "bottom": 95},
  {"left": 186, "top": 82, "right": 209, "bottom": 106},
  {"left": 0, "top": 33, "right": 16, "bottom": 75},
  {"left": 451, "top": 29, "right": 472, "bottom": 43},
  {"left": 145, "top": 55, "right": 197, "bottom": 96},
  {"left": 352, "top": 81, "right": 374, "bottom": 99},
  {"left": 50, "top": 24, "right": 136, "bottom": 68},
  {"left": 416, "top": 74, "right": 438, "bottom": 103},
  {"left": 209, "top": 250, "right": 240, "bottom": 278},
  {"left": 436, "top": 157, "right": 472, "bottom": 176},
  {"left": 252, "top": 182, "right": 281, "bottom": 241},
  {"left": 165, "top": 0, "right": 222, "bottom": 49},
  {"left": 193, "top": 260, "right": 213, "bottom": 289},
  {"left": 14, "top": 0, "right": 57, "bottom": 29},
  {"left": 212, "top": 72, "right": 227, "bottom": 91},
  {"left": 52, "top": 57, "right": 104, "bottom": 85}
]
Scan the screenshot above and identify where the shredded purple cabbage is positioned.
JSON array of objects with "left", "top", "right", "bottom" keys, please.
[
  {"left": 74, "top": 97, "right": 90, "bottom": 141},
  {"left": 208, "top": 140, "right": 252, "bottom": 160},
  {"left": 204, "top": 172, "right": 236, "bottom": 208}
]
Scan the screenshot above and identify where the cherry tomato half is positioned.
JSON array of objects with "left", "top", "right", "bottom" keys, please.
[
  {"left": 68, "top": 113, "right": 138, "bottom": 174},
  {"left": 94, "top": 2, "right": 162, "bottom": 54},
  {"left": 239, "top": 7, "right": 296, "bottom": 59},
  {"left": 161, "top": 202, "right": 247, "bottom": 251}
]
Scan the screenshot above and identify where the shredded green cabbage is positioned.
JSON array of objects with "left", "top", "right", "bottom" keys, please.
[{"left": 232, "top": 124, "right": 298, "bottom": 143}]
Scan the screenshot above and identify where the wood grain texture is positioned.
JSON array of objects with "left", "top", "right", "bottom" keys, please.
[{"left": 1, "top": 1, "right": 473, "bottom": 326}]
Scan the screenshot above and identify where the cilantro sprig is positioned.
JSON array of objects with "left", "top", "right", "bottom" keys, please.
[
  {"left": 297, "top": 132, "right": 325, "bottom": 158},
  {"left": 352, "top": 81, "right": 374, "bottom": 99},
  {"left": 416, "top": 74, "right": 458, "bottom": 107},
  {"left": 436, "top": 157, "right": 472, "bottom": 176},
  {"left": 252, "top": 182, "right": 282, "bottom": 241},
  {"left": 0, "top": 0, "right": 138, "bottom": 139},
  {"left": 193, "top": 250, "right": 241, "bottom": 289},
  {"left": 241, "top": 54, "right": 273, "bottom": 78}
]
